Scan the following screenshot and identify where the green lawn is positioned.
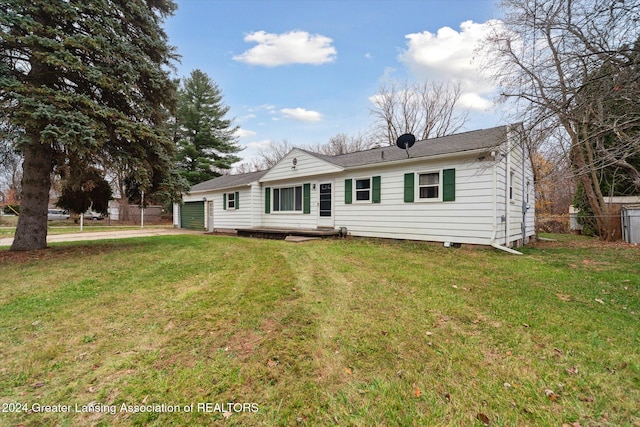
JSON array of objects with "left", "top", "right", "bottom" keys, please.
[{"left": 0, "top": 235, "right": 638, "bottom": 426}]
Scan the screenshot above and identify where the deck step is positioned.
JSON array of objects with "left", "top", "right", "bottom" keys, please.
[{"left": 236, "top": 227, "right": 340, "bottom": 240}]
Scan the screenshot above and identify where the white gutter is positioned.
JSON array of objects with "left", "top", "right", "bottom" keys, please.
[{"left": 490, "top": 126, "right": 522, "bottom": 255}]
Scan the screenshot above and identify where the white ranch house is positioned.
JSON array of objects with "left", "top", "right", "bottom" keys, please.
[{"left": 174, "top": 124, "right": 535, "bottom": 250}]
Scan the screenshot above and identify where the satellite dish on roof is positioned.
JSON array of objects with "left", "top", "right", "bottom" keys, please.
[
  {"left": 396, "top": 133, "right": 416, "bottom": 157},
  {"left": 396, "top": 133, "right": 416, "bottom": 149}
]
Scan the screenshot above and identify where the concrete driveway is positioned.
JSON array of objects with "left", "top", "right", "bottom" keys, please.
[{"left": 0, "top": 228, "right": 201, "bottom": 247}]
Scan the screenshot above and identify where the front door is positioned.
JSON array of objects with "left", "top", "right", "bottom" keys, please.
[{"left": 317, "top": 182, "right": 334, "bottom": 228}]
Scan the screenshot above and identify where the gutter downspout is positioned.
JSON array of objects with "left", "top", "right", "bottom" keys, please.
[
  {"left": 490, "top": 125, "right": 522, "bottom": 255},
  {"left": 504, "top": 129, "right": 511, "bottom": 247}
]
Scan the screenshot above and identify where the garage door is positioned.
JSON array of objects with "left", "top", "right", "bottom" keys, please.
[{"left": 180, "top": 201, "right": 204, "bottom": 230}]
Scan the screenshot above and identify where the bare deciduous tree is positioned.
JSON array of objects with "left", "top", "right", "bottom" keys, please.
[
  {"left": 484, "top": 0, "right": 640, "bottom": 239},
  {"left": 369, "top": 79, "right": 469, "bottom": 145},
  {"left": 233, "top": 133, "right": 376, "bottom": 175},
  {"left": 231, "top": 159, "right": 267, "bottom": 174},
  {"left": 310, "top": 133, "right": 373, "bottom": 156},
  {"left": 256, "top": 139, "right": 296, "bottom": 169}
]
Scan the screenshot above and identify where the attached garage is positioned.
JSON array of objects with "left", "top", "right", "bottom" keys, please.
[{"left": 180, "top": 201, "right": 204, "bottom": 230}]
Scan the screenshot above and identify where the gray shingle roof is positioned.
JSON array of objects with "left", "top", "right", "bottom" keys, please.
[
  {"left": 305, "top": 125, "right": 509, "bottom": 168},
  {"left": 189, "top": 125, "right": 513, "bottom": 192},
  {"left": 190, "top": 169, "right": 267, "bottom": 192}
]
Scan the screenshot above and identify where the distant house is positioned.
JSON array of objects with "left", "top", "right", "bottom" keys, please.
[{"left": 175, "top": 124, "right": 535, "bottom": 249}]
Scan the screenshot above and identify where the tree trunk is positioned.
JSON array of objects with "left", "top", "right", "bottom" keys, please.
[{"left": 10, "top": 139, "right": 53, "bottom": 251}]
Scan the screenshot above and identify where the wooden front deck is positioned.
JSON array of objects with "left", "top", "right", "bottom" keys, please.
[{"left": 236, "top": 227, "right": 341, "bottom": 240}]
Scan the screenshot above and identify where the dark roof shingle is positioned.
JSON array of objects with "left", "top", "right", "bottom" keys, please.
[{"left": 305, "top": 125, "right": 509, "bottom": 168}]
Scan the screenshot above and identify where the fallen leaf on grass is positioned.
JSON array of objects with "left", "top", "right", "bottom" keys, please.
[
  {"left": 476, "top": 413, "right": 490, "bottom": 426},
  {"left": 222, "top": 411, "right": 232, "bottom": 419},
  {"left": 413, "top": 385, "right": 421, "bottom": 398},
  {"left": 344, "top": 367, "right": 352, "bottom": 375},
  {"left": 267, "top": 359, "right": 278, "bottom": 368},
  {"left": 595, "top": 298, "right": 605, "bottom": 304},
  {"left": 566, "top": 367, "right": 579, "bottom": 375},
  {"left": 556, "top": 294, "right": 571, "bottom": 302}
]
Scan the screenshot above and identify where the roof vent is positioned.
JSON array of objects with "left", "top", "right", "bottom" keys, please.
[{"left": 396, "top": 133, "right": 416, "bottom": 158}]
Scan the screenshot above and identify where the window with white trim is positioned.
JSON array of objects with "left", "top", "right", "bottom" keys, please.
[
  {"left": 273, "top": 186, "right": 303, "bottom": 212},
  {"left": 418, "top": 172, "right": 439, "bottom": 199},
  {"left": 226, "top": 192, "right": 235, "bottom": 209},
  {"left": 355, "top": 178, "right": 371, "bottom": 201}
]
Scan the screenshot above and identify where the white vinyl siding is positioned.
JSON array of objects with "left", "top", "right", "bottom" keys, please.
[
  {"left": 181, "top": 185, "right": 257, "bottom": 231},
  {"left": 334, "top": 159, "right": 495, "bottom": 245},
  {"left": 260, "top": 149, "right": 342, "bottom": 182},
  {"left": 261, "top": 179, "right": 318, "bottom": 229}
]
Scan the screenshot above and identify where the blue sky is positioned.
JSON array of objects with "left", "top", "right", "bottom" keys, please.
[{"left": 164, "top": 0, "right": 504, "bottom": 166}]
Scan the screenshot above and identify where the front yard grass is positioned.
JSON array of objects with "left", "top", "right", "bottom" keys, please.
[{"left": 0, "top": 235, "right": 638, "bottom": 426}]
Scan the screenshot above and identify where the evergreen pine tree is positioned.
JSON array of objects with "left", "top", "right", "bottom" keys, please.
[
  {"left": 1, "top": 0, "right": 179, "bottom": 250},
  {"left": 175, "top": 69, "right": 242, "bottom": 185}
]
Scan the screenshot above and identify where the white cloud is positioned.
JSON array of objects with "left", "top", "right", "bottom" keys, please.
[
  {"left": 280, "top": 108, "right": 322, "bottom": 122},
  {"left": 246, "top": 139, "right": 273, "bottom": 149},
  {"left": 238, "top": 114, "right": 256, "bottom": 122},
  {"left": 233, "top": 30, "right": 337, "bottom": 67},
  {"left": 399, "top": 20, "right": 503, "bottom": 111},
  {"left": 458, "top": 92, "right": 494, "bottom": 111},
  {"left": 235, "top": 128, "right": 257, "bottom": 138}
]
